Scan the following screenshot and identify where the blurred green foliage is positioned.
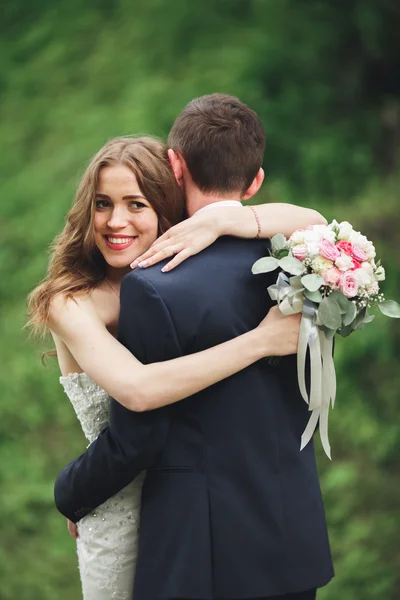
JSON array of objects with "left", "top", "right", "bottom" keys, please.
[{"left": 1, "top": 1, "right": 399, "bottom": 598}]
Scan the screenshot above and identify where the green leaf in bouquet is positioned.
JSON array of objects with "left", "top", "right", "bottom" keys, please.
[
  {"left": 352, "top": 307, "right": 367, "bottom": 330},
  {"left": 321, "top": 325, "right": 337, "bottom": 340},
  {"left": 378, "top": 300, "right": 400, "bottom": 318},
  {"left": 271, "top": 233, "right": 287, "bottom": 252},
  {"left": 342, "top": 300, "right": 357, "bottom": 326},
  {"left": 290, "top": 275, "right": 303, "bottom": 288},
  {"left": 301, "top": 274, "right": 324, "bottom": 292},
  {"left": 363, "top": 311, "right": 375, "bottom": 324},
  {"left": 252, "top": 257, "right": 279, "bottom": 274},
  {"left": 287, "top": 287, "right": 305, "bottom": 298},
  {"left": 329, "top": 290, "right": 351, "bottom": 314},
  {"left": 304, "top": 289, "right": 323, "bottom": 303},
  {"left": 318, "top": 297, "right": 342, "bottom": 330},
  {"left": 278, "top": 256, "right": 305, "bottom": 275},
  {"left": 338, "top": 324, "right": 353, "bottom": 338},
  {"left": 275, "top": 248, "right": 289, "bottom": 259}
]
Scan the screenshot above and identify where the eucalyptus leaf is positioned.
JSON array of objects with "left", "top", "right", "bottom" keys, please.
[
  {"left": 278, "top": 256, "right": 305, "bottom": 276},
  {"left": 329, "top": 290, "right": 351, "bottom": 314},
  {"left": 304, "top": 289, "right": 323, "bottom": 303},
  {"left": 290, "top": 275, "right": 303, "bottom": 288},
  {"left": 363, "top": 312, "right": 375, "bottom": 324},
  {"left": 301, "top": 273, "right": 324, "bottom": 292},
  {"left": 271, "top": 233, "right": 286, "bottom": 251},
  {"left": 252, "top": 257, "right": 279, "bottom": 274},
  {"left": 275, "top": 248, "right": 289, "bottom": 259},
  {"left": 287, "top": 287, "right": 305, "bottom": 298},
  {"left": 321, "top": 325, "right": 337, "bottom": 340},
  {"left": 378, "top": 300, "right": 400, "bottom": 318},
  {"left": 342, "top": 300, "right": 357, "bottom": 326},
  {"left": 352, "top": 307, "right": 366, "bottom": 330},
  {"left": 318, "top": 297, "right": 342, "bottom": 330},
  {"left": 338, "top": 324, "right": 353, "bottom": 338}
]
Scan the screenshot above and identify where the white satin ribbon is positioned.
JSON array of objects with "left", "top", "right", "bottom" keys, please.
[{"left": 268, "top": 278, "right": 336, "bottom": 459}]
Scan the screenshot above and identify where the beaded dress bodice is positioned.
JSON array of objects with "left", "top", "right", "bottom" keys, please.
[
  {"left": 60, "top": 372, "right": 110, "bottom": 443},
  {"left": 60, "top": 373, "right": 144, "bottom": 600}
]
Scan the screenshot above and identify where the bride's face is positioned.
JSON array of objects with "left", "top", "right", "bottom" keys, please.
[{"left": 94, "top": 164, "right": 159, "bottom": 272}]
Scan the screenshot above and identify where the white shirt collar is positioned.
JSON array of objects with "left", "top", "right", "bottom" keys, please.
[{"left": 194, "top": 200, "right": 242, "bottom": 215}]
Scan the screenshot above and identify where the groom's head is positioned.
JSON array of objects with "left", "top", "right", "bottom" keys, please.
[{"left": 168, "top": 94, "right": 266, "bottom": 207}]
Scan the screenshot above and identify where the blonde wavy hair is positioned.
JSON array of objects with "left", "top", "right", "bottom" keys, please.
[{"left": 27, "top": 136, "right": 184, "bottom": 336}]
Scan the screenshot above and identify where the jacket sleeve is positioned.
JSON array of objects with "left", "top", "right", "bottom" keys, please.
[{"left": 54, "top": 271, "right": 182, "bottom": 522}]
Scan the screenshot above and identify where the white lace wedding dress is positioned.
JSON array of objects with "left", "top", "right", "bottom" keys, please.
[{"left": 60, "top": 372, "right": 145, "bottom": 600}]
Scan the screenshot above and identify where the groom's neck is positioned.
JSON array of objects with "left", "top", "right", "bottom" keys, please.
[{"left": 185, "top": 186, "right": 241, "bottom": 217}]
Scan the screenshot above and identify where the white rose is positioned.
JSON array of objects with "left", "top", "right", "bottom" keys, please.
[
  {"left": 335, "top": 252, "right": 354, "bottom": 271},
  {"left": 312, "top": 256, "right": 333, "bottom": 274},
  {"left": 290, "top": 230, "right": 306, "bottom": 244},
  {"left": 365, "top": 243, "right": 376, "bottom": 259},
  {"left": 361, "top": 261, "right": 373, "bottom": 275},
  {"left": 307, "top": 241, "right": 321, "bottom": 257},
  {"left": 338, "top": 221, "right": 354, "bottom": 240},
  {"left": 322, "top": 228, "right": 336, "bottom": 243},
  {"left": 303, "top": 230, "right": 321, "bottom": 244},
  {"left": 356, "top": 269, "right": 372, "bottom": 287},
  {"left": 374, "top": 265, "right": 385, "bottom": 281}
]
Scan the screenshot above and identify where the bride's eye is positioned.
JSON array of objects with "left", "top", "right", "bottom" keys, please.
[
  {"left": 129, "top": 201, "right": 146, "bottom": 210},
  {"left": 95, "top": 199, "right": 110, "bottom": 209}
]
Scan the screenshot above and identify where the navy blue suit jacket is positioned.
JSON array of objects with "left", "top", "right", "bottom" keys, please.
[{"left": 55, "top": 237, "right": 333, "bottom": 599}]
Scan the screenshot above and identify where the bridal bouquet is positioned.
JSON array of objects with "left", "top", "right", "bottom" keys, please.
[{"left": 252, "top": 220, "right": 400, "bottom": 458}]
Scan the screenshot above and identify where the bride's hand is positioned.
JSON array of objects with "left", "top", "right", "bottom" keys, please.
[
  {"left": 130, "top": 209, "right": 229, "bottom": 272},
  {"left": 259, "top": 306, "right": 301, "bottom": 356},
  {"left": 67, "top": 518, "right": 79, "bottom": 539}
]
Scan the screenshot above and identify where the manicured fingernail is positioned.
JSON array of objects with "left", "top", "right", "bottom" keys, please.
[
  {"left": 138, "top": 261, "right": 147, "bottom": 268},
  {"left": 161, "top": 265, "right": 169, "bottom": 273},
  {"left": 130, "top": 260, "right": 138, "bottom": 269}
]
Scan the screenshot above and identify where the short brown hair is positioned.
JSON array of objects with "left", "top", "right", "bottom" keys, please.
[{"left": 168, "top": 93, "right": 266, "bottom": 195}]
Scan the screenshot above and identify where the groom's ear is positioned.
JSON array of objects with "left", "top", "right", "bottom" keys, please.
[
  {"left": 168, "top": 149, "right": 184, "bottom": 187},
  {"left": 241, "top": 168, "right": 265, "bottom": 201}
]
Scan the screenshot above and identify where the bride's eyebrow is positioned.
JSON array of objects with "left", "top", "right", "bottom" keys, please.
[{"left": 94, "top": 193, "right": 146, "bottom": 201}]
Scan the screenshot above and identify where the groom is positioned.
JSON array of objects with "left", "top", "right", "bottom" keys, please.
[{"left": 55, "top": 94, "right": 333, "bottom": 599}]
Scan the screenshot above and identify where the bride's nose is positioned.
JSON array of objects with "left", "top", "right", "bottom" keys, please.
[{"left": 107, "top": 206, "right": 130, "bottom": 229}]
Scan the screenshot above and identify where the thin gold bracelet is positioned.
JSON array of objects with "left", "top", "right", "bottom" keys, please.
[{"left": 248, "top": 206, "right": 261, "bottom": 239}]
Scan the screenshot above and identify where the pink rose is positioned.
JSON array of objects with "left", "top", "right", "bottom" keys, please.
[
  {"left": 322, "top": 267, "right": 342, "bottom": 288},
  {"left": 351, "top": 244, "right": 369, "bottom": 262},
  {"left": 351, "top": 259, "right": 361, "bottom": 270},
  {"left": 319, "top": 239, "right": 340, "bottom": 261},
  {"left": 340, "top": 271, "right": 358, "bottom": 298},
  {"left": 336, "top": 240, "right": 353, "bottom": 255},
  {"left": 292, "top": 243, "right": 308, "bottom": 261}
]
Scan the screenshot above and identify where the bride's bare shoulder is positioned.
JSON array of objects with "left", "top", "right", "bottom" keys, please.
[{"left": 48, "top": 291, "right": 99, "bottom": 330}]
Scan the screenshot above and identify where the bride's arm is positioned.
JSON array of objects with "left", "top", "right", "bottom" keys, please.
[
  {"left": 131, "top": 202, "right": 326, "bottom": 271},
  {"left": 49, "top": 295, "right": 299, "bottom": 413}
]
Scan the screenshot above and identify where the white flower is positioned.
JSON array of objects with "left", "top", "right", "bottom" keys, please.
[
  {"left": 356, "top": 268, "right": 372, "bottom": 287},
  {"left": 361, "top": 261, "right": 373, "bottom": 275},
  {"left": 335, "top": 252, "right": 354, "bottom": 271},
  {"left": 311, "top": 256, "right": 333, "bottom": 274},
  {"left": 365, "top": 243, "right": 376, "bottom": 259},
  {"left": 374, "top": 265, "right": 386, "bottom": 281},
  {"left": 306, "top": 241, "right": 321, "bottom": 257},
  {"left": 350, "top": 232, "right": 376, "bottom": 258},
  {"left": 290, "top": 229, "right": 306, "bottom": 244},
  {"left": 337, "top": 221, "right": 354, "bottom": 240}
]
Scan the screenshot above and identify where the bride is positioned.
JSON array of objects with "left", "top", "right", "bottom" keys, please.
[{"left": 28, "top": 135, "right": 325, "bottom": 599}]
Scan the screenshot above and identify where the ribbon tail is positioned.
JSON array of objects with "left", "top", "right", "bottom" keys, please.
[
  {"left": 300, "top": 407, "right": 321, "bottom": 451},
  {"left": 309, "top": 332, "right": 322, "bottom": 411},
  {"left": 297, "top": 315, "right": 310, "bottom": 404},
  {"left": 319, "top": 332, "right": 333, "bottom": 459}
]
